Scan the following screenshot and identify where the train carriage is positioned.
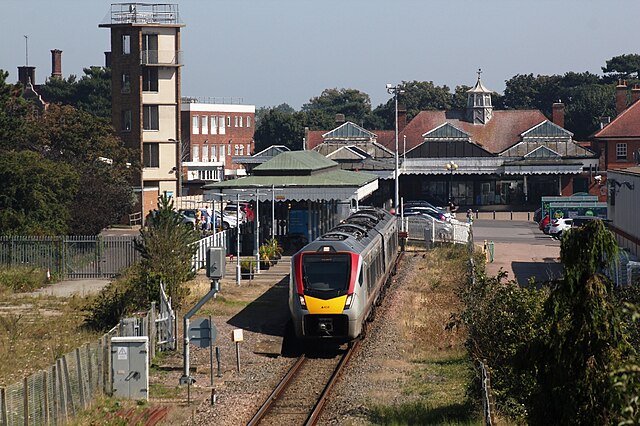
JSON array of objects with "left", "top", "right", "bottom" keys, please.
[{"left": 289, "top": 207, "right": 399, "bottom": 341}]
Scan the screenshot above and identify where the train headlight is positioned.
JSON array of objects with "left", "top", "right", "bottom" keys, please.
[
  {"left": 298, "top": 295, "right": 307, "bottom": 310},
  {"left": 344, "top": 294, "right": 353, "bottom": 309}
]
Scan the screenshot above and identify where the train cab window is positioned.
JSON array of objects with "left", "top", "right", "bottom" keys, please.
[
  {"left": 302, "top": 254, "right": 351, "bottom": 299},
  {"left": 359, "top": 269, "right": 364, "bottom": 287}
]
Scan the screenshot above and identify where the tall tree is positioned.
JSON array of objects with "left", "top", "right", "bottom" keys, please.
[
  {"left": 302, "top": 88, "right": 372, "bottom": 125},
  {"left": 602, "top": 54, "right": 640, "bottom": 80},
  {"left": 530, "top": 220, "right": 627, "bottom": 425},
  {"left": 0, "top": 150, "right": 78, "bottom": 235},
  {"left": 253, "top": 108, "right": 306, "bottom": 152},
  {"left": 134, "top": 195, "right": 199, "bottom": 306},
  {"left": 38, "top": 66, "right": 111, "bottom": 119}
]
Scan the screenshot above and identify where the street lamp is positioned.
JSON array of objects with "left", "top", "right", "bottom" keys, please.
[
  {"left": 445, "top": 160, "right": 458, "bottom": 202},
  {"left": 386, "top": 83, "right": 404, "bottom": 213}
]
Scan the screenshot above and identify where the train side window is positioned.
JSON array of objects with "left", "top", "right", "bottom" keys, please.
[{"left": 359, "top": 268, "right": 364, "bottom": 287}]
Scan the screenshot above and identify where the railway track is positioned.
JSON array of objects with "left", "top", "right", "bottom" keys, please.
[{"left": 247, "top": 341, "right": 360, "bottom": 426}]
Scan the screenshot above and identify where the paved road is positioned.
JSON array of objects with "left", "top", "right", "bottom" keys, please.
[{"left": 472, "top": 219, "right": 563, "bottom": 286}]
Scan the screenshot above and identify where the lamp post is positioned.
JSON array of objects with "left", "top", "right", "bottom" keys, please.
[
  {"left": 445, "top": 160, "right": 458, "bottom": 202},
  {"left": 386, "top": 83, "right": 404, "bottom": 213}
]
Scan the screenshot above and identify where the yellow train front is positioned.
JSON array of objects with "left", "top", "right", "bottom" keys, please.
[{"left": 288, "top": 208, "right": 398, "bottom": 342}]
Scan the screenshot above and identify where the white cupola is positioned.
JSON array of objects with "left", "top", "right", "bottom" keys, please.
[{"left": 466, "top": 69, "right": 493, "bottom": 125}]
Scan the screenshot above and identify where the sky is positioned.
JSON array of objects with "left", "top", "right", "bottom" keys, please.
[{"left": 2, "top": 0, "right": 640, "bottom": 110}]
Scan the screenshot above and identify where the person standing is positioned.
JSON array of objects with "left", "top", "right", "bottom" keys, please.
[{"left": 206, "top": 204, "right": 213, "bottom": 231}]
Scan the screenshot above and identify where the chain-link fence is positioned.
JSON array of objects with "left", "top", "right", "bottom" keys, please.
[
  {"left": 0, "top": 298, "right": 174, "bottom": 425},
  {"left": 0, "top": 327, "right": 118, "bottom": 426}
]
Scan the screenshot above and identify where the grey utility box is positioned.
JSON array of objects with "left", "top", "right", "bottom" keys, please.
[
  {"left": 111, "top": 336, "right": 149, "bottom": 400},
  {"left": 206, "top": 247, "right": 226, "bottom": 279}
]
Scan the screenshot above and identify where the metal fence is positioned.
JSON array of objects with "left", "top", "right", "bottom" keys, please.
[
  {"left": 0, "top": 236, "right": 139, "bottom": 279},
  {"left": 0, "top": 327, "right": 117, "bottom": 426},
  {"left": 191, "top": 229, "right": 230, "bottom": 271},
  {"left": 0, "top": 296, "right": 175, "bottom": 425},
  {"left": 400, "top": 216, "right": 471, "bottom": 247}
]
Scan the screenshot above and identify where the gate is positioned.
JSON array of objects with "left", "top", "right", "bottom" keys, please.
[{"left": 156, "top": 282, "right": 176, "bottom": 351}]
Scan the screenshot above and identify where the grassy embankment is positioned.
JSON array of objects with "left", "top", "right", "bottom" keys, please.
[{"left": 369, "top": 245, "right": 482, "bottom": 425}]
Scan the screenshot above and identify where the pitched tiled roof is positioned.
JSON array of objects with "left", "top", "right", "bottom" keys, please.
[
  {"left": 593, "top": 100, "right": 640, "bottom": 138},
  {"left": 388, "top": 109, "right": 548, "bottom": 154}
]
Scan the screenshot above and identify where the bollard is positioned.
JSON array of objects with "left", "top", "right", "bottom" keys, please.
[
  {"left": 475, "top": 210, "right": 479, "bottom": 219},
  {"left": 510, "top": 211, "right": 513, "bottom": 220},
  {"left": 488, "top": 240, "right": 495, "bottom": 263},
  {"left": 528, "top": 212, "right": 530, "bottom": 221},
  {"left": 483, "top": 240, "right": 488, "bottom": 261},
  {"left": 492, "top": 211, "right": 496, "bottom": 220}
]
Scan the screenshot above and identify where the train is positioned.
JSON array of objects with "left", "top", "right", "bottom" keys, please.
[{"left": 288, "top": 207, "right": 399, "bottom": 341}]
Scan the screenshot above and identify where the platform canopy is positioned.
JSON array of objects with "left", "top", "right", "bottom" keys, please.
[{"left": 202, "top": 150, "right": 378, "bottom": 202}]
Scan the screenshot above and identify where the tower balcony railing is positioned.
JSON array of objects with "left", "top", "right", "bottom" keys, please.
[
  {"left": 141, "top": 50, "right": 183, "bottom": 66},
  {"left": 106, "top": 3, "right": 181, "bottom": 25}
]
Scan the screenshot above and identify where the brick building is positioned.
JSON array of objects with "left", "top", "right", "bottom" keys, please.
[
  {"left": 100, "top": 3, "right": 184, "bottom": 216},
  {"left": 180, "top": 100, "right": 255, "bottom": 195}
]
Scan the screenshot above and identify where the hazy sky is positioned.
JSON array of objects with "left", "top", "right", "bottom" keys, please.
[{"left": 2, "top": 0, "right": 639, "bottom": 109}]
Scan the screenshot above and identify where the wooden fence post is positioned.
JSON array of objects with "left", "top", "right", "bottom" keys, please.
[
  {"left": 56, "top": 359, "right": 67, "bottom": 422},
  {"left": 43, "top": 372, "right": 49, "bottom": 426},
  {"left": 75, "top": 348, "right": 85, "bottom": 409},
  {"left": 150, "top": 302, "right": 157, "bottom": 361},
  {"left": 86, "top": 343, "right": 94, "bottom": 404},
  {"left": 62, "top": 355, "right": 75, "bottom": 417},
  {"left": 51, "top": 364, "right": 58, "bottom": 424},
  {"left": 23, "top": 376, "right": 29, "bottom": 426},
  {"left": 0, "top": 387, "right": 7, "bottom": 426}
]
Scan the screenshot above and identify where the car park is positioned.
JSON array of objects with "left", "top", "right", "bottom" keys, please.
[{"left": 549, "top": 218, "right": 573, "bottom": 239}]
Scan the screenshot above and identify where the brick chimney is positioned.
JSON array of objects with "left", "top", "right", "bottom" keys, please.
[
  {"left": 632, "top": 85, "right": 640, "bottom": 104},
  {"left": 552, "top": 102, "right": 565, "bottom": 128},
  {"left": 17, "top": 66, "right": 36, "bottom": 87},
  {"left": 616, "top": 79, "right": 628, "bottom": 115},
  {"left": 398, "top": 104, "right": 407, "bottom": 131},
  {"left": 50, "top": 49, "right": 62, "bottom": 79},
  {"left": 335, "top": 113, "right": 345, "bottom": 125}
]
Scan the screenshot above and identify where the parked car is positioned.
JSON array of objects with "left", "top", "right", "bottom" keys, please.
[
  {"left": 404, "top": 206, "right": 451, "bottom": 222},
  {"left": 533, "top": 208, "right": 542, "bottom": 224},
  {"left": 549, "top": 218, "right": 573, "bottom": 239},
  {"left": 178, "top": 209, "right": 198, "bottom": 228},
  {"left": 403, "top": 211, "right": 453, "bottom": 241},
  {"left": 180, "top": 208, "right": 238, "bottom": 230},
  {"left": 224, "top": 203, "right": 250, "bottom": 223}
]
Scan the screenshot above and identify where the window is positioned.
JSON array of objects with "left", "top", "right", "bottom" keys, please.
[
  {"left": 617, "top": 143, "right": 628, "bottom": 160},
  {"left": 210, "top": 145, "right": 217, "bottom": 162},
  {"left": 202, "top": 116, "right": 208, "bottom": 134},
  {"left": 246, "top": 116, "right": 251, "bottom": 128},
  {"left": 142, "top": 67, "right": 158, "bottom": 91},
  {"left": 121, "top": 110, "right": 132, "bottom": 132},
  {"left": 143, "top": 143, "right": 159, "bottom": 167},
  {"left": 220, "top": 145, "right": 225, "bottom": 161},
  {"left": 234, "top": 144, "right": 239, "bottom": 155},
  {"left": 246, "top": 144, "right": 251, "bottom": 155},
  {"left": 239, "top": 145, "right": 244, "bottom": 156},
  {"left": 219, "top": 115, "right": 226, "bottom": 134},
  {"left": 226, "top": 116, "right": 231, "bottom": 127},
  {"left": 202, "top": 144, "right": 209, "bottom": 162},
  {"left": 141, "top": 33, "right": 158, "bottom": 64},
  {"left": 192, "top": 115, "right": 199, "bottom": 134},
  {"left": 234, "top": 116, "right": 238, "bottom": 127},
  {"left": 192, "top": 145, "right": 200, "bottom": 162},
  {"left": 143, "top": 105, "right": 159, "bottom": 130},
  {"left": 121, "top": 73, "right": 130, "bottom": 93},
  {"left": 211, "top": 116, "right": 218, "bottom": 134},
  {"left": 122, "top": 35, "right": 131, "bottom": 55},
  {"left": 239, "top": 116, "right": 243, "bottom": 127}
]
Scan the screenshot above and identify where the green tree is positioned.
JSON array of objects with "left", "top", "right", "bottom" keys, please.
[
  {"left": 134, "top": 195, "right": 199, "bottom": 307},
  {"left": 564, "top": 84, "right": 615, "bottom": 140},
  {"left": 0, "top": 150, "right": 78, "bottom": 235},
  {"left": 39, "top": 66, "right": 111, "bottom": 119},
  {"left": 0, "top": 69, "right": 32, "bottom": 151},
  {"left": 253, "top": 108, "right": 306, "bottom": 152},
  {"left": 302, "top": 88, "right": 372, "bottom": 125},
  {"left": 255, "top": 103, "right": 295, "bottom": 127},
  {"left": 602, "top": 54, "right": 640, "bottom": 80},
  {"left": 530, "top": 220, "right": 626, "bottom": 425}
]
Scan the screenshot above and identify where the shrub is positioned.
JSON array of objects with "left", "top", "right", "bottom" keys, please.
[{"left": 0, "top": 266, "right": 49, "bottom": 293}]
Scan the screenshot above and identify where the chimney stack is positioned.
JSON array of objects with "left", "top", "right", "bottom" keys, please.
[
  {"left": 552, "top": 102, "right": 565, "bottom": 128},
  {"left": 17, "top": 66, "right": 36, "bottom": 87},
  {"left": 50, "top": 49, "right": 62, "bottom": 79},
  {"left": 616, "top": 79, "right": 628, "bottom": 115},
  {"left": 335, "top": 113, "right": 345, "bottom": 124},
  {"left": 398, "top": 104, "right": 407, "bottom": 131},
  {"left": 632, "top": 85, "right": 640, "bottom": 104}
]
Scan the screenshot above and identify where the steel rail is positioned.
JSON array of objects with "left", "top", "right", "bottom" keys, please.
[
  {"left": 305, "top": 340, "right": 360, "bottom": 426},
  {"left": 246, "top": 355, "right": 307, "bottom": 426}
]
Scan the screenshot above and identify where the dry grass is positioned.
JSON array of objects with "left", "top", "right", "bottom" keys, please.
[{"left": 0, "top": 294, "right": 101, "bottom": 386}]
